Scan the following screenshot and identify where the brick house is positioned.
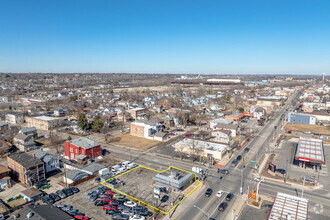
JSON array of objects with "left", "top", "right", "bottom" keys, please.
[
  {"left": 64, "top": 137, "right": 101, "bottom": 160},
  {"left": 130, "top": 121, "right": 162, "bottom": 139},
  {"left": 7, "top": 152, "right": 45, "bottom": 186}
]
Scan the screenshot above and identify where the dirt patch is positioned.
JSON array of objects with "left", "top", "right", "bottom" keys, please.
[
  {"left": 285, "top": 122, "right": 330, "bottom": 135},
  {"left": 109, "top": 134, "right": 160, "bottom": 151}
]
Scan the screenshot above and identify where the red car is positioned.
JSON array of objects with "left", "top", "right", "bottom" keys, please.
[
  {"left": 75, "top": 216, "right": 89, "bottom": 220},
  {"left": 104, "top": 190, "right": 115, "bottom": 196},
  {"left": 100, "top": 197, "right": 113, "bottom": 202},
  {"left": 103, "top": 204, "right": 117, "bottom": 210}
]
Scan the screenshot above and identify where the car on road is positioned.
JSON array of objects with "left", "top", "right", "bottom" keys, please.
[
  {"left": 254, "top": 177, "right": 265, "bottom": 183},
  {"left": 276, "top": 168, "right": 286, "bottom": 174},
  {"left": 219, "top": 169, "right": 229, "bottom": 174},
  {"left": 205, "top": 188, "right": 213, "bottom": 197},
  {"left": 124, "top": 201, "right": 137, "bottom": 207},
  {"left": 244, "top": 148, "right": 250, "bottom": 152},
  {"left": 218, "top": 202, "right": 228, "bottom": 211},
  {"left": 231, "top": 159, "right": 238, "bottom": 166},
  {"left": 236, "top": 155, "right": 242, "bottom": 161},
  {"left": 225, "top": 193, "right": 233, "bottom": 201},
  {"left": 216, "top": 190, "right": 224, "bottom": 197}
]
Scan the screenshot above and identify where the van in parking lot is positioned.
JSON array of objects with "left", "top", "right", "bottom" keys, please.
[{"left": 112, "top": 165, "right": 121, "bottom": 172}]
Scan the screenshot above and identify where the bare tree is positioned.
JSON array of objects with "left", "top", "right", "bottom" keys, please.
[{"left": 50, "top": 132, "right": 65, "bottom": 154}]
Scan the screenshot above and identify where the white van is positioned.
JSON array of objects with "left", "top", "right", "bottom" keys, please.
[
  {"left": 122, "top": 161, "right": 131, "bottom": 167},
  {"left": 111, "top": 165, "right": 121, "bottom": 172}
]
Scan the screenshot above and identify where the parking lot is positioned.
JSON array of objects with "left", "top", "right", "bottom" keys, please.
[
  {"left": 103, "top": 166, "right": 189, "bottom": 213},
  {"left": 272, "top": 138, "right": 330, "bottom": 183}
]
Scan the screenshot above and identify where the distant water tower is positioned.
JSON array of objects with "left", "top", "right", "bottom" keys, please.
[{"left": 322, "top": 73, "right": 326, "bottom": 83}]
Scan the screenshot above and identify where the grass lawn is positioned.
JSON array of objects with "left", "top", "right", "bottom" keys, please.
[{"left": 285, "top": 122, "right": 330, "bottom": 135}]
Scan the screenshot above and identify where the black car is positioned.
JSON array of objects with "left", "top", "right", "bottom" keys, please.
[
  {"left": 49, "top": 193, "right": 61, "bottom": 202},
  {"left": 112, "top": 213, "right": 129, "bottom": 220},
  {"left": 62, "top": 188, "right": 73, "bottom": 196},
  {"left": 116, "top": 197, "right": 128, "bottom": 203},
  {"left": 244, "top": 148, "right": 250, "bottom": 152},
  {"left": 161, "top": 195, "right": 169, "bottom": 203},
  {"left": 276, "top": 168, "right": 286, "bottom": 174},
  {"left": 42, "top": 196, "right": 54, "bottom": 204},
  {"left": 56, "top": 204, "right": 72, "bottom": 211},
  {"left": 106, "top": 209, "right": 121, "bottom": 215},
  {"left": 35, "top": 179, "right": 49, "bottom": 189},
  {"left": 56, "top": 190, "right": 67, "bottom": 199},
  {"left": 205, "top": 188, "right": 213, "bottom": 197},
  {"left": 136, "top": 210, "right": 153, "bottom": 216},
  {"left": 133, "top": 206, "right": 147, "bottom": 212},
  {"left": 69, "top": 186, "right": 79, "bottom": 193},
  {"left": 117, "top": 205, "right": 129, "bottom": 210},
  {"left": 231, "top": 159, "right": 238, "bottom": 166},
  {"left": 218, "top": 202, "right": 228, "bottom": 211},
  {"left": 94, "top": 200, "right": 108, "bottom": 206},
  {"left": 220, "top": 169, "right": 229, "bottom": 174},
  {"left": 226, "top": 193, "right": 234, "bottom": 201},
  {"left": 236, "top": 155, "right": 242, "bottom": 161}
]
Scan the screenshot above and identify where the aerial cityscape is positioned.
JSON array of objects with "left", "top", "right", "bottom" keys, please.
[{"left": 0, "top": 1, "right": 330, "bottom": 220}]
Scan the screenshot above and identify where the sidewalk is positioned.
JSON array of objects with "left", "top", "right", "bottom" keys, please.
[
  {"left": 223, "top": 194, "right": 247, "bottom": 220},
  {"left": 161, "top": 182, "right": 206, "bottom": 220}
]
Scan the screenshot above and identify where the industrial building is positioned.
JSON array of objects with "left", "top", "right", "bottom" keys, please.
[{"left": 288, "top": 113, "right": 316, "bottom": 125}]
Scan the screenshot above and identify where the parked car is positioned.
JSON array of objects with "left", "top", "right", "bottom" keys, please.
[
  {"left": 129, "top": 215, "right": 145, "bottom": 220},
  {"left": 95, "top": 200, "right": 108, "bottom": 206},
  {"left": 100, "top": 197, "right": 113, "bottom": 203},
  {"left": 219, "top": 169, "right": 229, "bottom": 174},
  {"left": 56, "top": 190, "right": 67, "bottom": 199},
  {"left": 303, "top": 176, "right": 316, "bottom": 182},
  {"left": 225, "top": 193, "right": 233, "bottom": 201},
  {"left": 121, "top": 209, "right": 134, "bottom": 216},
  {"left": 69, "top": 186, "right": 79, "bottom": 193},
  {"left": 205, "top": 188, "right": 213, "bottom": 197},
  {"left": 253, "top": 177, "right": 265, "bottom": 183},
  {"left": 105, "top": 190, "right": 116, "bottom": 196},
  {"left": 117, "top": 204, "right": 130, "bottom": 210},
  {"left": 116, "top": 197, "right": 129, "bottom": 203},
  {"left": 161, "top": 195, "right": 169, "bottom": 203},
  {"left": 113, "top": 193, "right": 125, "bottom": 199},
  {"left": 103, "top": 204, "right": 117, "bottom": 210},
  {"left": 124, "top": 201, "right": 137, "bottom": 207},
  {"left": 112, "top": 213, "right": 129, "bottom": 220},
  {"left": 74, "top": 215, "right": 89, "bottom": 220},
  {"left": 56, "top": 204, "right": 72, "bottom": 211},
  {"left": 276, "top": 168, "right": 286, "bottom": 174},
  {"left": 106, "top": 209, "right": 121, "bottom": 215},
  {"left": 216, "top": 190, "right": 224, "bottom": 197},
  {"left": 42, "top": 196, "right": 54, "bottom": 204},
  {"left": 109, "top": 200, "right": 120, "bottom": 206},
  {"left": 89, "top": 194, "right": 98, "bottom": 202},
  {"left": 49, "top": 193, "right": 61, "bottom": 202},
  {"left": 62, "top": 188, "right": 73, "bottom": 196},
  {"left": 133, "top": 206, "right": 147, "bottom": 212},
  {"left": 136, "top": 210, "right": 152, "bottom": 216},
  {"left": 218, "top": 202, "right": 228, "bottom": 211}
]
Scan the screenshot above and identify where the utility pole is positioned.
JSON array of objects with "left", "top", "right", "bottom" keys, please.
[
  {"left": 284, "top": 159, "right": 288, "bottom": 183},
  {"left": 302, "top": 176, "right": 306, "bottom": 197}
]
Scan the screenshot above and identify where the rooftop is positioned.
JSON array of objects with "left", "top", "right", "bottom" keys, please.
[
  {"left": 175, "top": 138, "right": 228, "bottom": 152},
  {"left": 132, "top": 120, "right": 160, "bottom": 127},
  {"left": 15, "top": 204, "right": 74, "bottom": 220},
  {"left": 29, "top": 116, "right": 58, "bottom": 121},
  {"left": 70, "top": 137, "right": 99, "bottom": 150},
  {"left": 268, "top": 192, "right": 309, "bottom": 220},
  {"left": 21, "top": 187, "right": 42, "bottom": 198},
  {"left": 8, "top": 152, "right": 43, "bottom": 168},
  {"left": 295, "top": 137, "right": 325, "bottom": 163}
]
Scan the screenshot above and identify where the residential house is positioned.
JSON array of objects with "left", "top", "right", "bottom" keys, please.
[
  {"left": 7, "top": 152, "right": 45, "bottom": 186},
  {"left": 54, "top": 108, "right": 67, "bottom": 117},
  {"left": 210, "top": 129, "right": 232, "bottom": 143},
  {"left": 13, "top": 134, "right": 35, "bottom": 151},
  {"left": 0, "top": 121, "right": 8, "bottom": 131},
  {"left": 209, "top": 118, "right": 233, "bottom": 128},
  {"left": 130, "top": 121, "right": 162, "bottom": 139},
  {"left": 153, "top": 132, "right": 168, "bottom": 141},
  {"left": 64, "top": 137, "right": 101, "bottom": 160},
  {"left": 213, "top": 123, "right": 238, "bottom": 137},
  {"left": 63, "top": 170, "right": 90, "bottom": 184},
  {"left": 21, "top": 188, "right": 43, "bottom": 202},
  {"left": 25, "top": 116, "right": 62, "bottom": 130},
  {"left": 0, "top": 164, "right": 10, "bottom": 190},
  {"left": 253, "top": 107, "right": 267, "bottom": 120},
  {"left": 19, "top": 127, "right": 38, "bottom": 138},
  {"left": 127, "top": 108, "right": 146, "bottom": 120},
  {"left": 5, "top": 113, "right": 24, "bottom": 124},
  {"left": 32, "top": 150, "right": 60, "bottom": 173}
]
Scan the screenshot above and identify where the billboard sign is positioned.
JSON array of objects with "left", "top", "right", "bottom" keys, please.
[
  {"left": 268, "top": 163, "right": 276, "bottom": 172},
  {"left": 298, "top": 157, "right": 310, "bottom": 162}
]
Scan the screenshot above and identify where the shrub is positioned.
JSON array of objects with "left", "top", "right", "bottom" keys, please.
[{"left": 252, "top": 201, "right": 260, "bottom": 206}]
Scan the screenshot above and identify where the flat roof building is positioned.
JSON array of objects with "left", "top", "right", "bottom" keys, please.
[
  {"left": 268, "top": 192, "right": 309, "bottom": 220},
  {"left": 153, "top": 168, "right": 194, "bottom": 192},
  {"left": 295, "top": 137, "right": 325, "bottom": 170}
]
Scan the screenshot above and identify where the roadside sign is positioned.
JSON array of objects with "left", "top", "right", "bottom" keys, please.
[
  {"left": 250, "top": 160, "right": 256, "bottom": 163},
  {"left": 268, "top": 163, "right": 276, "bottom": 172},
  {"left": 154, "top": 188, "right": 160, "bottom": 195},
  {"left": 202, "top": 157, "right": 205, "bottom": 160}
]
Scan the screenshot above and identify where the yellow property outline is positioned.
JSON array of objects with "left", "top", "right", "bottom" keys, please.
[{"left": 101, "top": 165, "right": 202, "bottom": 214}]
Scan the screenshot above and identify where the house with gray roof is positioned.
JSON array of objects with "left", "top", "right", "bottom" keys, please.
[
  {"left": 82, "top": 163, "right": 107, "bottom": 175},
  {"left": 63, "top": 170, "right": 90, "bottom": 184},
  {"left": 19, "top": 127, "right": 37, "bottom": 137},
  {"left": 13, "top": 133, "right": 35, "bottom": 152},
  {"left": 32, "top": 150, "right": 60, "bottom": 173},
  {"left": 13, "top": 204, "right": 74, "bottom": 220}
]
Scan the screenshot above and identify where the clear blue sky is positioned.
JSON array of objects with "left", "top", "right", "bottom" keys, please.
[{"left": 0, "top": 0, "right": 329, "bottom": 74}]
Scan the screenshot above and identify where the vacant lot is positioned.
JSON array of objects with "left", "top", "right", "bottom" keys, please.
[
  {"left": 285, "top": 123, "right": 330, "bottom": 135},
  {"left": 111, "top": 134, "right": 160, "bottom": 151}
]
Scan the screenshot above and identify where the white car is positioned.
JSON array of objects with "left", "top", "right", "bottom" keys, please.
[
  {"left": 254, "top": 177, "right": 265, "bottom": 183},
  {"left": 124, "top": 201, "right": 137, "bottom": 207},
  {"left": 130, "top": 215, "right": 145, "bottom": 220},
  {"left": 216, "top": 190, "right": 224, "bottom": 197},
  {"left": 121, "top": 209, "right": 134, "bottom": 216}
]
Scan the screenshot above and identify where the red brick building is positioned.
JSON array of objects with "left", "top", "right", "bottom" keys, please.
[{"left": 64, "top": 137, "right": 101, "bottom": 160}]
